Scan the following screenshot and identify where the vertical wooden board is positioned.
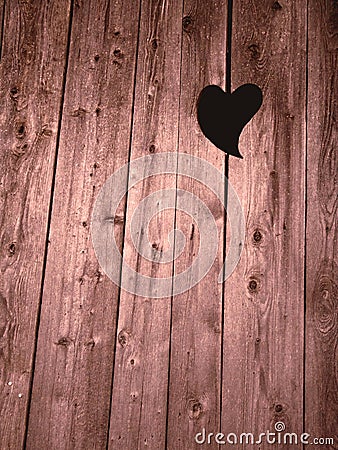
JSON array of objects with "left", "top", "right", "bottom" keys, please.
[
  {"left": 167, "top": 1, "right": 228, "bottom": 449},
  {"left": 108, "top": 1, "right": 182, "bottom": 448},
  {"left": 0, "top": 1, "right": 71, "bottom": 448},
  {"left": 26, "top": 1, "right": 141, "bottom": 449},
  {"left": 0, "top": 0, "right": 4, "bottom": 60},
  {"left": 306, "top": 0, "right": 337, "bottom": 446},
  {"left": 222, "top": 0, "right": 306, "bottom": 445}
]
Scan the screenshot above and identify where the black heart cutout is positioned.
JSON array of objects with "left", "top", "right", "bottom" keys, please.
[{"left": 197, "top": 84, "right": 263, "bottom": 158}]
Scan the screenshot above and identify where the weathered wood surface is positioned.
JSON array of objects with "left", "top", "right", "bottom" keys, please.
[
  {"left": 167, "top": 1, "right": 228, "bottom": 449},
  {"left": 0, "top": 1, "right": 336, "bottom": 449},
  {"left": 0, "top": 1, "right": 71, "bottom": 448},
  {"left": 305, "top": 1, "right": 337, "bottom": 448},
  {"left": 26, "top": 1, "right": 141, "bottom": 449},
  {"left": 222, "top": 0, "right": 307, "bottom": 447},
  {"left": 0, "top": 0, "right": 5, "bottom": 60},
  {"left": 108, "top": 1, "right": 183, "bottom": 448}
]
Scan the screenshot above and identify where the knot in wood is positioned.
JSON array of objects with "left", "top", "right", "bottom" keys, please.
[
  {"left": 248, "top": 278, "right": 259, "bottom": 292},
  {"left": 118, "top": 330, "right": 129, "bottom": 347},
  {"left": 272, "top": 1, "right": 282, "bottom": 10},
  {"left": 314, "top": 269, "right": 337, "bottom": 335},
  {"left": 151, "top": 39, "right": 158, "bottom": 50},
  {"left": 253, "top": 229, "right": 263, "bottom": 243},
  {"left": 248, "top": 44, "right": 260, "bottom": 59},
  {"left": 188, "top": 399, "right": 203, "bottom": 420},
  {"left": 183, "top": 16, "right": 193, "bottom": 31},
  {"left": 275, "top": 403, "right": 283, "bottom": 413}
]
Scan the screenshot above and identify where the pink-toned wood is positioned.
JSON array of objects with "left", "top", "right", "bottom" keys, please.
[
  {"left": 0, "top": 1, "right": 335, "bottom": 448},
  {"left": 305, "top": 1, "right": 337, "bottom": 446},
  {"left": 222, "top": 0, "right": 307, "bottom": 447},
  {"left": 0, "top": 0, "right": 5, "bottom": 60},
  {"left": 0, "top": 1, "right": 71, "bottom": 448},
  {"left": 108, "top": 1, "right": 183, "bottom": 449},
  {"left": 26, "top": 1, "right": 141, "bottom": 449},
  {"left": 166, "top": 2, "right": 228, "bottom": 449}
]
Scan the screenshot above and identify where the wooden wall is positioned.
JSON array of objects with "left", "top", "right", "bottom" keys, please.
[{"left": 0, "top": 1, "right": 336, "bottom": 449}]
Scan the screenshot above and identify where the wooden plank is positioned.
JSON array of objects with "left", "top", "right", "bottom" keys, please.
[
  {"left": 305, "top": 0, "right": 337, "bottom": 446},
  {"left": 167, "top": 1, "right": 228, "bottom": 448},
  {"left": 26, "top": 1, "right": 141, "bottom": 449},
  {"left": 108, "top": 1, "right": 183, "bottom": 448},
  {"left": 222, "top": 0, "right": 306, "bottom": 445},
  {"left": 0, "top": 0, "right": 4, "bottom": 60},
  {"left": 0, "top": 1, "right": 71, "bottom": 449}
]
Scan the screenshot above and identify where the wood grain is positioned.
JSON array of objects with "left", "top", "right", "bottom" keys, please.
[
  {"left": 0, "top": 1, "right": 71, "bottom": 449},
  {"left": 0, "top": 1, "right": 335, "bottom": 448},
  {"left": 0, "top": 0, "right": 5, "bottom": 60},
  {"left": 305, "top": 1, "right": 337, "bottom": 447},
  {"left": 222, "top": 0, "right": 307, "bottom": 446},
  {"left": 26, "top": 1, "right": 141, "bottom": 449},
  {"left": 166, "top": 1, "right": 228, "bottom": 449},
  {"left": 108, "top": 1, "right": 183, "bottom": 448}
]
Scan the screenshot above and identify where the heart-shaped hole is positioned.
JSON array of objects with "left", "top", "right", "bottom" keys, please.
[{"left": 197, "top": 84, "right": 263, "bottom": 158}]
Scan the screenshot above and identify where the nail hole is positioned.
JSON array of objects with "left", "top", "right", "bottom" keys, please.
[
  {"left": 16, "top": 123, "right": 25, "bottom": 137},
  {"left": 8, "top": 243, "right": 16, "bottom": 256},
  {"left": 10, "top": 87, "right": 18, "bottom": 98},
  {"left": 55, "top": 337, "right": 72, "bottom": 347},
  {"left": 84, "top": 339, "right": 95, "bottom": 349}
]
